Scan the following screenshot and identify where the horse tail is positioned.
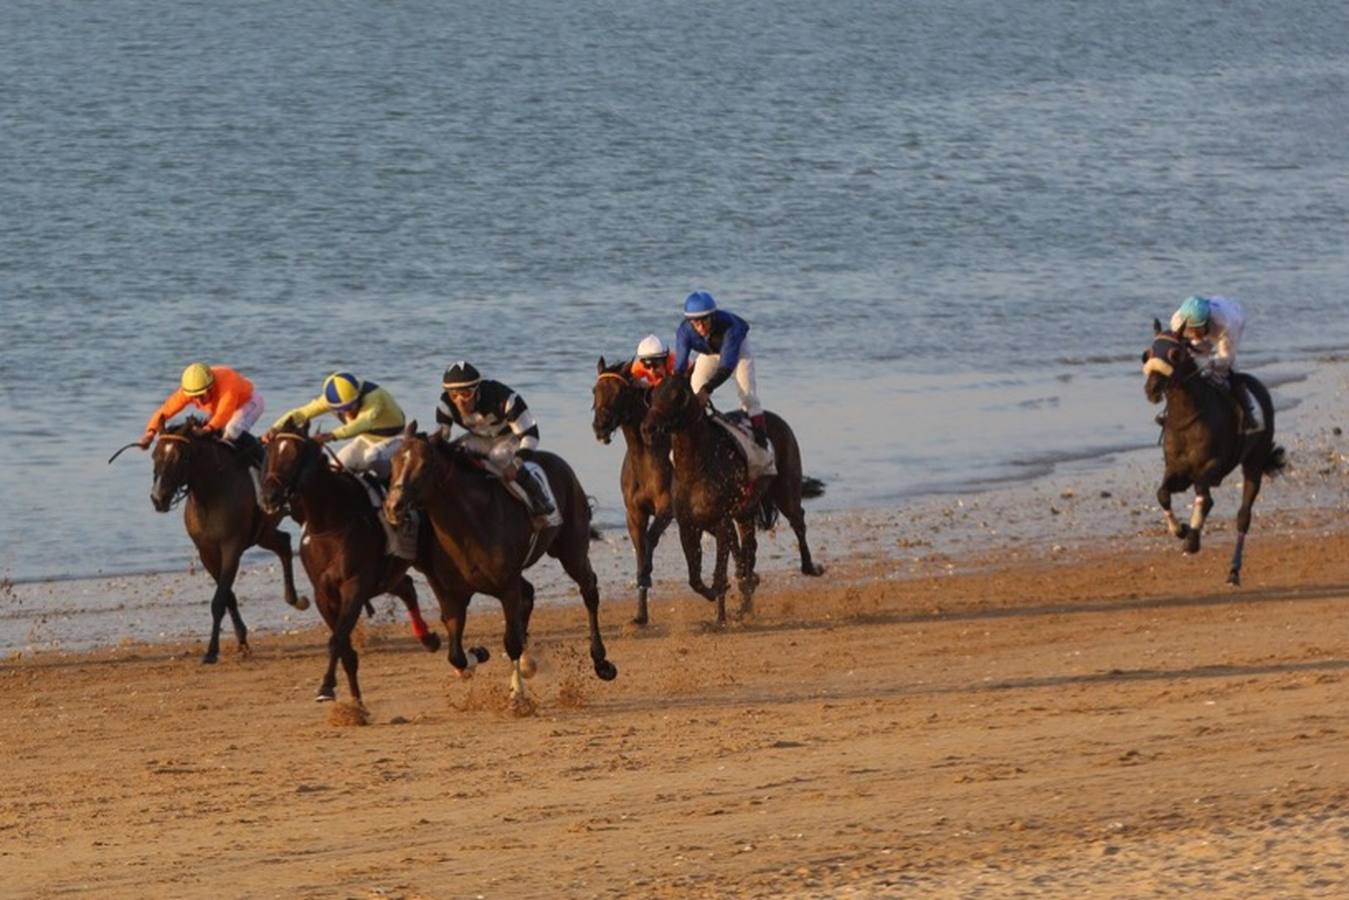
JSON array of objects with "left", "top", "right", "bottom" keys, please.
[
  {"left": 756, "top": 491, "right": 780, "bottom": 531},
  {"left": 801, "top": 476, "right": 826, "bottom": 499},
  {"left": 1262, "top": 444, "right": 1287, "bottom": 478}
]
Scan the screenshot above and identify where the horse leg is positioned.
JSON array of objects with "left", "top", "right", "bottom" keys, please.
[
  {"left": 196, "top": 543, "right": 230, "bottom": 665},
  {"left": 255, "top": 526, "right": 309, "bottom": 611},
  {"left": 775, "top": 484, "right": 823, "bottom": 576},
  {"left": 558, "top": 549, "right": 618, "bottom": 682},
  {"left": 333, "top": 582, "right": 369, "bottom": 703},
  {"left": 1157, "top": 472, "right": 1192, "bottom": 539},
  {"left": 391, "top": 574, "right": 440, "bottom": 652},
  {"left": 1183, "top": 484, "right": 1214, "bottom": 555},
  {"left": 314, "top": 588, "right": 341, "bottom": 702},
  {"left": 678, "top": 519, "right": 717, "bottom": 602},
  {"left": 217, "top": 542, "right": 252, "bottom": 658},
  {"left": 711, "top": 521, "right": 735, "bottom": 626},
  {"left": 1227, "top": 469, "right": 1264, "bottom": 585},
  {"left": 733, "top": 516, "right": 759, "bottom": 620},
  {"left": 626, "top": 507, "right": 652, "bottom": 625},
  {"left": 499, "top": 582, "right": 532, "bottom": 706}
]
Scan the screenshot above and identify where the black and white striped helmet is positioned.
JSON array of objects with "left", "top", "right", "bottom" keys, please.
[{"left": 442, "top": 361, "right": 482, "bottom": 390}]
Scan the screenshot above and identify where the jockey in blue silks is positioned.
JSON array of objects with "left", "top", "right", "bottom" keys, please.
[{"left": 673, "top": 290, "right": 767, "bottom": 447}]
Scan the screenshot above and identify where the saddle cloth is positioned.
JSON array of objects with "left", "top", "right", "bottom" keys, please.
[
  {"left": 507, "top": 462, "right": 564, "bottom": 529},
  {"left": 714, "top": 412, "right": 777, "bottom": 480},
  {"left": 355, "top": 474, "right": 420, "bottom": 560}
]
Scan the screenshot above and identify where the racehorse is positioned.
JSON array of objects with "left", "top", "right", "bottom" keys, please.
[
  {"left": 641, "top": 373, "right": 823, "bottom": 624},
  {"left": 592, "top": 357, "right": 675, "bottom": 626},
  {"left": 146, "top": 418, "right": 307, "bottom": 663},
  {"left": 1142, "top": 319, "right": 1286, "bottom": 584},
  {"left": 260, "top": 420, "right": 445, "bottom": 704},
  {"left": 384, "top": 422, "right": 617, "bottom": 711}
]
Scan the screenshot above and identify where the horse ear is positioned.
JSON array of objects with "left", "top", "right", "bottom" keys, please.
[
  {"left": 1176, "top": 321, "right": 1187, "bottom": 340},
  {"left": 404, "top": 420, "right": 417, "bottom": 438},
  {"left": 1153, "top": 318, "right": 1163, "bottom": 335},
  {"left": 597, "top": 356, "right": 607, "bottom": 374}
]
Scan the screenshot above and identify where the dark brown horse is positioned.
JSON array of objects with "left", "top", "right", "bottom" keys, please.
[
  {"left": 147, "top": 419, "right": 306, "bottom": 664},
  {"left": 592, "top": 357, "right": 675, "bottom": 626},
  {"left": 1143, "top": 320, "right": 1286, "bottom": 584},
  {"left": 384, "top": 422, "right": 617, "bottom": 710},
  {"left": 642, "top": 373, "right": 823, "bottom": 624},
  {"left": 259, "top": 421, "right": 446, "bottom": 703}
]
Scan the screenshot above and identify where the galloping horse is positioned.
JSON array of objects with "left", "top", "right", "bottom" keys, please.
[
  {"left": 642, "top": 373, "right": 823, "bottom": 624},
  {"left": 147, "top": 419, "right": 306, "bottom": 663},
  {"left": 1142, "top": 320, "right": 1286, "bottom": 584},
  {"left": 592, "top": 357, "right": 674, "bottom": 626},
  {"left": 260, "top": 420, "right": 445, "bottom": 704},
  {"left": 384, "top": 422, "right": 617, "bottom": 709}
]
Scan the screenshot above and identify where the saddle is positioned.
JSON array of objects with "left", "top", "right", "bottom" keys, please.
[{"left": 712, "top": 411, "right": 777, "bottom": 480}]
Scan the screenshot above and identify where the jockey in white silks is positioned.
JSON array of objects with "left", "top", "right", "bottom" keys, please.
[{"left": 1170, "top": 295, "right": 1260, "bottom": 433}]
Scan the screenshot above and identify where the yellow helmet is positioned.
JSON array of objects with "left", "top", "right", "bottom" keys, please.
[
  {"left": 180, "top": 363, "right": 215, "bottom": 397},
  {"left": 322, "top": 372, "right": 362, "bottom": 411}
]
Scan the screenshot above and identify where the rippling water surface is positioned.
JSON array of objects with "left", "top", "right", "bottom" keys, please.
[{"left": 2, "top": 0, "right": 1347, "bottom": 580}]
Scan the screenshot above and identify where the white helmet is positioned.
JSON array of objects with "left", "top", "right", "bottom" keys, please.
[{"left": 635, "top": 334, "right": 667, "bottom": 360}]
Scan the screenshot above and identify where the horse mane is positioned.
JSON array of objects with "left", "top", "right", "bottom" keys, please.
[{"left": 164, "top": 416, "right": 207, "bottom": 436}]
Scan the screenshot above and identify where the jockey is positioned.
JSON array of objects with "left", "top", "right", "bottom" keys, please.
[
  {"left": 435, "top": 361, "right": 555, "bottom": 525},
  {"left": 673, "top": 290, "right": 767, "bottom": 447},
  {"left": 1170, "top": 295, "right": 1260, "bottom": 433},
  {"left": 630, "top": 334, "right": 675, "bottom": 388},
  {"left": 140, "top": 363, "right": 265, "bottom": 461},
  {"left": 266, "top": 372, "right": 407, "bottom": 479}
]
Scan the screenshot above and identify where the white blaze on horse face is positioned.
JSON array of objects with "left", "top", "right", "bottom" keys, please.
[{"left": 1143, "top": 356, "right": 1175, "bottom": 378}]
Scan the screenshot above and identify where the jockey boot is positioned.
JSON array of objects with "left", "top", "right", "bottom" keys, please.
[
  {"left": 1232, "top": 379, "right": 1262, "bottom": 434},
  {"left": 232, "top": 432, "right": 265, "bottom": 469},
  {"left": 516, "top": 466, "right": 556, "bottom": 526},
  {"left": 750, "top": 414, "right": 769, "bottom": 449}
]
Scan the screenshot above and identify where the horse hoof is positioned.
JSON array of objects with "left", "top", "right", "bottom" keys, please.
[
  {"left": 422, "top": 633, "right": 442, "bottom": 653},
  {"left": 291, "top": 595, "right": 311, "bottom": 611},
  {"left": 469, "top": 646, "right": 491, "bottom": 664},
  {"left": 315, "top": 692, "right": 335, "bottom": 703},
  {"left": 594, "top": 659, "right": 618, "bottom": 681},
  {"left": 804, "top": 563, "right": 825, "bottom": 576},
  {"left": 519, "top": 654, "right": 538, "bottom": 680},
  {"left": 629, "top": 614, "right": 649, "bottom": 627},
  {"left": 1173, "top": 524, "right": 1191, "bottom": 540},
  {"left": 1226, "top": 571, "right": 1241, "bottom": 586},
  {"left": 237, "top": 643, "right": 252, "bottom": 659},
  {"left": 1184, "top": 532, "right": 1201, "bottom": 554},
  {"left": 201, "top": 653, "right": 218, "bottom": 665}
]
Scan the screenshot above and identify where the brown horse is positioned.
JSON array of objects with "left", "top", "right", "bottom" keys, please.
[
  {"left": 147, "top": 419, "right": 306, "bottom": 664},
  {"left": 1143, "top": 320, "right": 1286, "bottom": 584},
  {"left": 591, "top": 357, "right": 675, "bottom": 626},
  {"left": 642, "top": 373, "right": 823, "bottom": 624},
  {"left": 259, "top": 421, "right": 447, "bottom": 703},
  {"left": 384, "top": 422, "right": 617, "bottom": 709}
]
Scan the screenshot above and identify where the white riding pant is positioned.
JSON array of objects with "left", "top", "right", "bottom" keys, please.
[
  {"left": 451, "top": 433, "right": 524, "bottom": 475},
  {"left": 690, "top": 339, "right": 761, "bottom": 417},
  {"left": 335, "top": 435, "right": 403, "bottom": 480},
  {"left": 223, "top": 394, "right": 265, "bottom": 441}
]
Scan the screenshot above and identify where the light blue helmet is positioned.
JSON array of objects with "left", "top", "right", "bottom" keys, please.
[
  {"left": 1177, "top": 295, "right": 1212, "bottom": 328},
  {"left": 683, "top": 290, "right": 717, "bottom": 319}
]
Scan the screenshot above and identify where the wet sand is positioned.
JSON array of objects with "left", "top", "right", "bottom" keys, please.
[{"left": 3, "top": 518, "right": 1349, "bottom": 898}]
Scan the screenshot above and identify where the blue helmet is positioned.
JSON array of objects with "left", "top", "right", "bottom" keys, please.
[
  {"left": 1177, "top": 295, "right": 1212, "bottom": 328},
  {"left": 683, "top": 290, "right": 717, "bottom": 319}
]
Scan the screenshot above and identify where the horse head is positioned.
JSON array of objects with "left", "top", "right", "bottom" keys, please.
[
  {"left": 592, "top": 356, "right": 642, "bottom": 444},
  {"left": 260, "top": 417, "right": 315, "bottom": 514},
  {"left": 149, "top": 419, "right": 201, "bottom": 512},
  {"left": 385, "top": 421, "right": 435, "bottom": 526},
  {"left": 1142, "top": 319, "right": 1198, "bottom": 404},
  {"left": 641, "top": 372, "right": 699, "bottom": 443}
]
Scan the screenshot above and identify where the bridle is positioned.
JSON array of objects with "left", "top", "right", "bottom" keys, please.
[{"left": 152, "top": 433, "right": 194, "bottom": 509}]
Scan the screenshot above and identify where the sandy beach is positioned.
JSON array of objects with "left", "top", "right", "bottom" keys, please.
[{"left": 4, "top": 509, "right": 1349, "bottom": 898}]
